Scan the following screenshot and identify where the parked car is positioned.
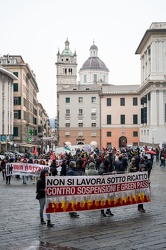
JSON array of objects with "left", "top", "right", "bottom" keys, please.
[
  {"left": 4, "top": 152, "right": 15, "bottom": 159},
  {"left": 9, "top": 150, "right": 25, "bottom": 157},
  {"left": 0, "top": 153, "right": 6, "bottom": 160}
]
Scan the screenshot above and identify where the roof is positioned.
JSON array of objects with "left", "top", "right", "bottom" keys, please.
[
  {"left": 135, "top": 22, "right": 166, "bottom": 54},
  {"left": 90, "top": 44, "right": 98, "bottom": 50},
  {"left": 102, "top": 84, "right": 140, "bottom": 94},
  {"left": 0, "top": 66, "right": 18, "bottom": 80},
  {"left": 58, "top": 83, "right": 140, "bottom": 94},
  {"left": 61, "top": 49, "right": 73, "bottom": 56},
  {"left": 80, "top": 57, "right": 109, "bottom": 71}
]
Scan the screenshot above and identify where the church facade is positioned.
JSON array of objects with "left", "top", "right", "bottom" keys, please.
[{"left": 56, "top": 22, "right": 166, "bottom": 149}]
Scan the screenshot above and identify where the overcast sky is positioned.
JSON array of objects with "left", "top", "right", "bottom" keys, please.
[{"left": 1, "top": 0, "right": 166, "bottom": 118}]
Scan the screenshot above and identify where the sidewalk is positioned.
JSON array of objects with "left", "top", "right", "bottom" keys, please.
[{"left": 0, "top": 161, "right": 166, "bottom": 250}]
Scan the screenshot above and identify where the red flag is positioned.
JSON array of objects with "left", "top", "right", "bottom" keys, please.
[
  {"left": 50, "top": 152, "right": 56, "bottom": 160},
  {"left": 33, "top": 147, "right": 38, "bottom": 156}
]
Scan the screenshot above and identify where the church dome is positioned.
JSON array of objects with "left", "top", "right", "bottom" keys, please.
[
  {"left": 61, "top": 38, "right": 73, "bottom": 56},
  {"left": 80, "top": 42, "right": 109, "bottom": 71},
  {"left": 61, "top": 49, "right": 73, "bottom": 56},
  {"left": 90, "top": 44, "right": 98, "bottom": 50},
  {"left": 80, "top": 57, "right": 108, "bottom": 71}
]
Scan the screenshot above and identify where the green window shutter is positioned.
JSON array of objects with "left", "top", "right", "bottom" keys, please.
[
  {"left": 133, "top": 115, "right": 138, "bottom": 124},
  {"left": 19, "top": 97, "right": 21, "bottom": 105},
  {"left": 121, "top": 115, "right": 125, "bottom": 124},
  {"left": 107, "top": 115, "right": 111, "bottom": 124},
  {"left": 18, "top": 110, "right": 21, "bottom": 119},
  {"left": 66, "top": 97, "right": 70, "bottom": 103},
  {"left": 13, "top": 127, "right": 18, "bottom": 136},
  {"left": 13, "top": 72, "right": 18, "bottom": 77},
  {"left": 13, "top": 83, "right": 18, "bottom": 92}
]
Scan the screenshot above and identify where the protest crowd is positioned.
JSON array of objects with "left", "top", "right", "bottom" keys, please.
[{"left": 0, "top": 144, "right": 166, "bottom": 226}]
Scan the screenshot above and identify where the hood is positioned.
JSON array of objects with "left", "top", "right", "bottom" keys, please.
[
  {"left": 40, "top": 169, "right": 48, "bottom": 178},
  {"left": 89, "top": 162, "right": 95, "bottom": 169}
]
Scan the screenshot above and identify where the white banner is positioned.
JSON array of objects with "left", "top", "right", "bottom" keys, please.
[
  {"left": 45, "top": 172, "right": 151, "bottom": 213},
  {"left": 6, "top": 163, "right": 49, "bottom": 176}
]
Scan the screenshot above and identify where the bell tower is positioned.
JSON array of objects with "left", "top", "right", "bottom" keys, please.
[{"left": 56, "top": 39, "right": 77, "bottom": 91}]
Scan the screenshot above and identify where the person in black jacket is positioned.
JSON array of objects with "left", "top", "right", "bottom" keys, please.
[
  {"left": 98, "top": 160, "right": 114, "bottom": 217},
  {"left": 66, "top": 161, "right": 79, "bottom": 218},
  {"left": 36, "top": 169, "right": 54, "bottom": 227},
  {"left": 49, "top": 159, "right": 58, "bottom": 176},
  {"left": 60, "top": 159, "right": 68, "bottom": 176},
  {"left": 144, "top": 155, "right": 152, "bottom": 179}
]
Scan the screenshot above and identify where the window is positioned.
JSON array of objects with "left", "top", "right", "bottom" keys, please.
[
  {"left": 120, "top": 98, "right": 125, "bottom": 106},
  {"left": 23, "top": 111, "right": 26, "bottom": 120},
  {"left": 91, "top": 120, "right": 96, "bottom": 127},
  {"left": 107, "top": 98, "right": 111, "bottom": 106},
  {"left": 66, "top": 109, "right": 70, "bottom": 116},
  {"left": 13, "top": 127, "right": 18, "bottom": 136},
  {"left": 78, "top": 120, "right": 83, "bottom": 127},
  {"left": 91, "top": 97, "right": 96, "bottom": 103},
  {"left": 93, "top": 74, "right": 97, "bottom": 82},
  {"left": 133, "top": 97, "right": 138, "bottom": 106},
  {"left": 13, "top": 83, "right": 18, "bottom": 92},
  {"left": 107, "top": 115, "right": 111, "bottom": 124},
  {"left": 13, "top": 72, "right": 18, "bottom": 77},
  {"left": 66, "top": 97, "right": 70, "bottom": 103},
  {"left": 107, "top": 142, "right": 112, "bottom": 149},
  {"left": 78, "top": 109, "right": 83, "bottom": 116},
  {"left": 23, "top": 98, "right": 26, "bottom": 107},
  {"left": 14, "top": 97, "right": 21, "bottom": 105},
  {"left": 91, "top": 122, "right": 96, "bottom": 127},
  {"left": 133, "top": 131, "right": 138, "bottom": 137},
  {"left": 14, "top": 110, "right": 20, "bottom": 119},
  {"left": 121, "top": 115, "right": 125, "bottom": 124},
  {"left": 91, "top": 108, "right": 96, "bottom": 116},
  {"left": 107, "top": 131, "right": 112, "bottom": 137},
  {"left": 133, "top": 114, "right": 138, "bottom": 124},
  {"left": 78, "top": 97, "right": 83, "bottom": 103},
  {"left": 84, "top": 75, "right": 87, "bottom": 83},
  {"left": 141, "top": 107, "right": 147, "bottom": 124},
  {"left": 65, "top": 120, "right": 70, "bottom": 127}
]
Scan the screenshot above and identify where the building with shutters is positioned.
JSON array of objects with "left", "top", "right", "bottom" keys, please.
[
  {"left": 56, "top": 23, "right": 166, "bottom": 149},
  {"left": 0, "top": 66, "right": 17, "bottom": 152}
]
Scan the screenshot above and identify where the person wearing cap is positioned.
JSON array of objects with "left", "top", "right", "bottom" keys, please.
[
  {"left": 66, "top": 161, "right": 80, "bottom": 218},
  {"left": 98, "top": 160, "right": 114, "bottom": 217},
  {"left": 36, "top": 169, "right": 54, "bottom": 227}
]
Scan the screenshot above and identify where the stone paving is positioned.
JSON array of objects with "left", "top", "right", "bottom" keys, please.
[{"left": 0, "top": 161, "right": 166, "bottom": 250}]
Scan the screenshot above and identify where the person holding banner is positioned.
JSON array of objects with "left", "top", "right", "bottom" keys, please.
[
  {"left": 66, "top": 161, "right": 80, "bottom": 218},
  {"left": 98, "top": 160, "right": 114, "bottom": 217},
  {"left": 129, "top": 157, "right": 146, "bottom": 212},
  {"left": 36, "top": 169, "right": 54, "bottom": 227},
  {"left": 1, "top": 159, "right": 6, "bottom": 180}
]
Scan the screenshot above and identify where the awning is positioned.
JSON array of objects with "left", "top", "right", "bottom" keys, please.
[
  {"left": 22, "top": 144, "right": 34, "bottom": 148},
  {"left": 0, "top": 141, "right": 6, "bottom": 144}
]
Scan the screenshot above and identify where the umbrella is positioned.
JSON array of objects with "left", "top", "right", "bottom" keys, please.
[{"left": 146, "top": 150, "right": 156, "bottom": 155}]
